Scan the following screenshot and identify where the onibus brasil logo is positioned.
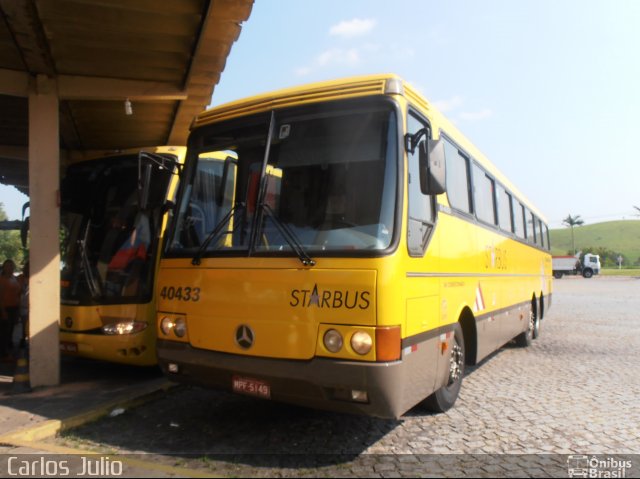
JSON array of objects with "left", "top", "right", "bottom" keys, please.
[{"left": 567, "top": 455, "right": 633, "bottom": 478}]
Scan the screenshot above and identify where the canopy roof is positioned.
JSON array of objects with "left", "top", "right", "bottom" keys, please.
[{"left": 0, "top": 0, "right": 253, "bottom": 193}]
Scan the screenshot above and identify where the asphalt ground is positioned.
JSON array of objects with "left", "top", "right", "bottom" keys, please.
[{"left": 3, "top": 276, "right": 640, "bottom": 477}]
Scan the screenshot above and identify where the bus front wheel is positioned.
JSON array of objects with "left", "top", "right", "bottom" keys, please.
[{"left": 423, "top": 323, "right": 465, "bottom": 413}]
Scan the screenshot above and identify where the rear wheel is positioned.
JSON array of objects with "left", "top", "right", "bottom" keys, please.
[
  {"left": 515, "top": 301, "right": 535, "bottom": 347},
  {"left": 532, "top": 301, "right": 541, "bottom": 340},
  {"left": 423, "top": 323, "right": 465, "bottom": 413},
  {"left": 553, "top": 271, "right": 563, "bottom": 279}
]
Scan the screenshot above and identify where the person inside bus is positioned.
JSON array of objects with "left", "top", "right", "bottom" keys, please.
[
  {"left": 96, "top": 188, "right": 150, "bottom": 296},
  {"left": 106, "top": 212, "right": 151, "bottom": 296}
]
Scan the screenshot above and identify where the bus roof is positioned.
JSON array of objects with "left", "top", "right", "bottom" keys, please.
[{"left": 195, "top": 74, "right": 546, "bottom": 222}]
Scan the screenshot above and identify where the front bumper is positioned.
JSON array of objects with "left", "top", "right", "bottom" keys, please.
[{"left": 157, "top": 339, "right": 410, "bottom": 419}]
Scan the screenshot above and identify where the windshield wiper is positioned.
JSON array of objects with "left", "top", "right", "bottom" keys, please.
[
  {"left": 191, "top": 203, "right": 244, "bottom": 266},
  {"left": 260, "top": 204, "right": 315, "bottom": 267}
]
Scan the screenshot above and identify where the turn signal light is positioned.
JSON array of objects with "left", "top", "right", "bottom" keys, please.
[{"left": 376, "top": 326, "right": 401, "bottom": 361}]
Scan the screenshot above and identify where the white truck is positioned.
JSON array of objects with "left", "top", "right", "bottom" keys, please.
[{"left": 552, "top": 253, "right": 601, "bottom": 279}]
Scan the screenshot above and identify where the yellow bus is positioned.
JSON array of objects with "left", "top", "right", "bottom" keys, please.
[
  {"left": 58, "top": 146, "right": 187, "bottom": 366},
  {"left": 156, "top": 74, "right": 552, "bottom": 418}
]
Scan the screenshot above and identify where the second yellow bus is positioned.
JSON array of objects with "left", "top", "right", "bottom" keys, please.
[{"left": 59, "top": 146, "right": 186, "bottom": 365}]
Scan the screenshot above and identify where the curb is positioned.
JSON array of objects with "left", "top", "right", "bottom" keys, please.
[{"left": 0, "top": 378, "right": 176, "bottom": 444}]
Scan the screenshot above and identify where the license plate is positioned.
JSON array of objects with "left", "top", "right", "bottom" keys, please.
[
  {"left": 232, "top": 375, "right": 271, "bottom": 399},
  {"left": 60, "top": 342, "right": 78, "bottom": 353}
]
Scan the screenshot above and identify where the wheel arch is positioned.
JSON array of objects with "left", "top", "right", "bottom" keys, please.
[{"left": 458, "top": 306, "right": 477, "bottom": 366}]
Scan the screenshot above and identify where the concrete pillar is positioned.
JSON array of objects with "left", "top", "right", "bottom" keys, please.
[{"left": 28, "top": 74, "right": 60, "bottom": 387}]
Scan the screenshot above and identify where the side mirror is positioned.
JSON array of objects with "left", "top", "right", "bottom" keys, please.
[
  {"left": 138, "top": 151, "right": 182, "bottom": 211},
  {"left": 20, "top": 202, "right": 30, "bottom": 248},
  {"left": 418, "top": 137, "right": 446, "bottom": 195}
]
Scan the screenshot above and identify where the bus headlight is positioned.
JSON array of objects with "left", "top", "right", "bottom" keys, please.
[
  {"left": 350, "top": 331, "right": 373, "bottom": 355},
  {"left": 160, "top": 316, "right": 187, "bottom": 338},
  {"left": 160, "top": 316, "right": 175, "bottom": 335},
  {"left": 102, "top": 321, "right": 147, "bottom": 335},
  {"left": 173, "top": 318, "right": 187, "bottom": 338},
  {"left": 323, "top": 329, "right": 343, "bottom": 353}
]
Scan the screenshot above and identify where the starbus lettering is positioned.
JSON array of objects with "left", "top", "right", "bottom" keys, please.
[{"left": 290, "top": 284, "right": 370, "bottom": 310}]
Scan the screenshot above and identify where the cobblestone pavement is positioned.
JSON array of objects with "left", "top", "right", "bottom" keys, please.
[{"left": 47, "top": 277, "right": 640, "bottom": 477}]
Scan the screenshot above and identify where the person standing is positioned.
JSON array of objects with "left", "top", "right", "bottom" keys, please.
[
  {"left": 16, "top": 261, "right": 29, "bottom": 350},
  {"left": 0, "top": 259, "right": 22, "bottom": 360}
]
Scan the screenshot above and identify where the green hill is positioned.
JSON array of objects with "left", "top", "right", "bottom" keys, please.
[{"left": 549, "top": 220, "right": 640, "bottom": 265}]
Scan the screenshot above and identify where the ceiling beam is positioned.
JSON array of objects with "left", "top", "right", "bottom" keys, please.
[
  {"left": 0, "top": 0, "right": 56, "bottom": 75},
  {"left": 0, "top": 69, "right": 187, "bottom": 101},
  {"left": 57, "top": 75, "right": 188, "bottom": 101},
  {"left": 0, "top": 145, "right": 28, "bottom": 160}
]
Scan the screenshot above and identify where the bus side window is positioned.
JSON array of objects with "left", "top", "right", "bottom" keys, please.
[
  {"left": 472, "top": 163, "right": 497, "bottom": 226},
  {"left": 443, "top": 139, "right": 472, "bottom": 215},
  {"left": 545, "top": 224, "right": 551, "bottom": 250},
  {"left": 407, "top": 112, "right": 436, "bottom": 256},
  {"left": 515, "top": 202, "right": 526, "bottom": 239},
  {"left": 496, "top": 184, "right": 514, "bottom": 233}
]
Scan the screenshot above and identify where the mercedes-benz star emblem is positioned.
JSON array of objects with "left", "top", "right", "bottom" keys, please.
[{"left": 235, "top": 325, "right": 254, "bottom": 349}]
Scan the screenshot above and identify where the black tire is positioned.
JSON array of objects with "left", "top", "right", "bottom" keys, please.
[
  {"left": 515, "top": 302, "right": 535, "bottom": 347},
  {"left": 532, "top": 302, "right": 540, "bottom": 340},
  {"left": 553, "top": 271, "right": 563, "bottom": 279},
  {"left": 423, "top": 323, "right": 465, "bottom": 413},
  {"left": 583, "top": 268, "right": 593, "bottom": 279}
]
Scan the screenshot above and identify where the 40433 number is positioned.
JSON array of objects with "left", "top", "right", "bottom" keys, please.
[{"left": 159, "top": 286, "right": 201, "bottom": 302}]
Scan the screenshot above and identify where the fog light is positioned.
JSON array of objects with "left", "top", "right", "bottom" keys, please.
[
  {"left": 168, "top": 363, "right": 179, "bottom": 374},
  {"left": 351, "top": 390, "right": 368, "bottom": 403},
  {"left": 350, "top": 331, "right": 373, "bottom": 355},
  {"left": 161, "top": 316, "right": 174, "bottom": 335},
  {"left": 174, "top": 318, "right": 187, "bottom": 338},
  {"left": 323, "top": 329, "right": 343, "bottom": 353}
]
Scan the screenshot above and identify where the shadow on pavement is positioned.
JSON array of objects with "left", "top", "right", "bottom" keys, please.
[
  {"left": 55, "top": 384, "right": 403, "bottom": 468},
  {"left": 0, "top": 356, "right": 162, "bottom": 434}
]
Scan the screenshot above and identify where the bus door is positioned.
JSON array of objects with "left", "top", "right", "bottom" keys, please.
[{"left": 404, "top": 112, "right": 441, "bottom": 400}]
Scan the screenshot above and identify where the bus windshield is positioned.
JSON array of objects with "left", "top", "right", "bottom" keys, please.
[
  {"left": 168, "top": 99, "right": 398, "bottom": 258},
  {"left": 60, "top": 155, "right": 174, "bottom": 304}
]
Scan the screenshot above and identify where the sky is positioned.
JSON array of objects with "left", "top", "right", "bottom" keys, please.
[
  {"left": 208, "top": 0, "right": 640, "bottom": 228},
  {"left": 2, "top": 0, "right": 639, "bottom": 228}
]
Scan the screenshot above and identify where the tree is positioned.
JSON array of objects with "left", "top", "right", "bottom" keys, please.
[
  {"left": 562, "top": 214, "right": 584, "bottom": 255},
  {"left": 0, "top": 202, "right": 24, "bottom": 266}
]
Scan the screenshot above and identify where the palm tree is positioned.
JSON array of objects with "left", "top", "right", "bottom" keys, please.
[{"left": 562, "top": 214, "right": 584, "bottom": 254}]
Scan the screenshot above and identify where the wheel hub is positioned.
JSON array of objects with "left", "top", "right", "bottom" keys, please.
[{"left": 449, "top": 342, "right": 463, "bottom": 384}]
